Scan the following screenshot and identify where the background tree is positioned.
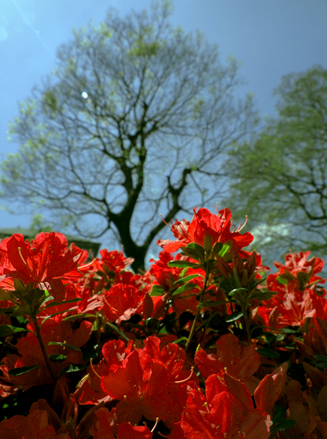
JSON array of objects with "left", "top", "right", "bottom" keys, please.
[
  {"left": 1, "top": 2, "right": 256, "bottom": 271},
  {"left": 224, "top": 66, "right": 327, "bottom": 268},
  {"left": 29, "top": 214, "right": 57, "bottom": 235}
]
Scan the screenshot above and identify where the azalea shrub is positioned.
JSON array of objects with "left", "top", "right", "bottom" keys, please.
[{"left": 0, "top": 206, "right": 327, "bottom": 439}]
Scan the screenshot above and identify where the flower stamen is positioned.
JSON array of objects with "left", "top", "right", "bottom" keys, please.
[
  {"left": 89, "top": 357, "right": 102, "bottom": 380},
  {"left": 169, "top": 366, "right": 194, "bottom": 384},
  {"left": 236, "top": 215, "right": 248, "bottom": 232},
  {"left": 151, "top": 417, "right": 160, "bottom": 433},
  {"left": 160, "top": 214, "right": 171, "bottom": 228},
  {"left": 17, "top": 247, "right": 32, "bottom": 271}
]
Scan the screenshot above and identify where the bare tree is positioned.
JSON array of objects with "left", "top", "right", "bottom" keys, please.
[{"left": 1, "top": 2, "right": 256, "bottom": 271}]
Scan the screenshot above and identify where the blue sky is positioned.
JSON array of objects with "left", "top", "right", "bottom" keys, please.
[{"left": 1, "top": 0, "right": 327, "bottom": 236}]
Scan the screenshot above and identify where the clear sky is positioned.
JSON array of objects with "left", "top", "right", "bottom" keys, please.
[{"left": 1, "top": 0, "right": 327, "bottom": 235}]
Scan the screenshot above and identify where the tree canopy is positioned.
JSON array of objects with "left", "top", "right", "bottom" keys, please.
[
  {"left": 224, "top": 66, "right": 327, "bottom": 266},
  {"left": 1, "top": 1, "right": 256, "bottom": 271}
]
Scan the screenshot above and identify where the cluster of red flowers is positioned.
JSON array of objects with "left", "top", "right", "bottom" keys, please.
[{"left": 0, "top": 206, "right": 326, "bottom": 439}]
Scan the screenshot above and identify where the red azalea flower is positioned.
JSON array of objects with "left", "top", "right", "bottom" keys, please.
[
  {"left": 101, "top": 349, "right": 171, "bottom": 424},
  {"left": 0, "top": 232, "right": 88, "bottom": 300},
  {"left": 181, "top": 373, "right": 271, "bottom": 439},
  {"left": 255, "top": 251, "right": 327, "bottom": 328},
  {"left": 272, "top": 251, "right": 326, "bottom": 295},
  {"left": 260, "top": 282, "right": 327, "bottom": 328},
  {"left": 102, "top": 283, "right": 146, "bottom": 323},
  {"left": 276, "top": 289, "right": 327, "bottom": 327},
  {"left": 195, "top": 333, "right": 261, "bottom": 393},
  {"left": 254, "top": 362, "right": 288, "bottom": 413},
  {"left": 76, "top": 339, "right": 132, "bottom": 405},
  {"left": 157, "top": 207, "right": 253, "bottom": 257},
  {"left": 90, "top": 407, "right": 153, "bottom": 439},
  {"left": 142, "top": 336, "right": 196, "bottom": 384},
  {"left": 74, "top": 251, "right": 149, "bottom": 310},
  {"left": 0, "top": 408, "right": 71, "bottom": 439},
  {"left": 252, "top": 304, "right": 280, "bottom": 329},
  {"left": 274, "top": 251, "right": 325, "bottom": 280},
  {"left": 99, "top": 249, "right": 134, "bottom": 273},
  {"left": 100, "top": 337, "right": 196, "bottom": 428},
  {"left": 77, "top": 250, "right": 135, "bottom": 292},
  {"left": 116, "top": 423, "right": 153, "bottom": 439}
]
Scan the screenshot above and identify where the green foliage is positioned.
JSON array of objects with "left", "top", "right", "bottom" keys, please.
[
  {"left": 42, "top": 90, "right": 58, "bottom": 117},
  {"left": 128, "top": 34, "right": 163, "bottom": 58},
  {"left": 30, "top": 214, "right": 53, "bottom": 235},
  {"left": 224, "top": 66, "right": 327, "bottom": 267}
]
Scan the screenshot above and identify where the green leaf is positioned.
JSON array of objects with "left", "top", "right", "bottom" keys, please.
[
  {"left": 145, "top": 317, "right": 158, "bottom": 328},
  {"left": 249, "top": 290, "right": 278, "bottom": 301},
  {"left": 58, "top": 364, "right": 87, "bottom": 376},
  {"left": 41, "top": 297, "right": 82, "bottom": 311},
  {"left": 271, "top": 419, "right": 296, "bottom": 433},
  {"left": 23, "top": 288, "right": 45, "bottom": 305},
  {"left": 9, "top": 365, "right": 41, "bottom": 376},
  {"left": 212, "top": 242, "right": 223, "bottom": 255},
  {"left": 63, "top": 312, "right": 95, "bottom": 321},
  {"left": 229, "top": 287, "right": 248, "bottom": 297},
  {"left": 262, "top": 332, "right": 277, "bottom": 345},
  {"left": 49, "top": 354, "right": 67, "bottom": 362},
  {"left": 271, "top": 405, "right": 286, "bottom": 424},
  {"left": 278, "top": 327, "right": 298, "bottom": 334},
  {"left": 203, "top": 234, "right": 212, "bottom": 254},
  {"left": 158, "top": 326, "right": 169, "bottom": 335},
  {"left": 13, "top": 279, "right": 25, "bottom": 296},
  {"left": 232, "top": 268, "right": 241, "bottom": 288},
  {"left": 197, "top": 300, "right": 231, "bottom": 308},
  {"left": 0, "top": 289, "right": 15, "bottom": 302},
  {"left": 172, "top": 282, "right": 201, "bottom": 297},
  {"left": 219, "top": 242, "right": 231, "bottom": 257},
  {"left": 172, "top": 337, "right": 188, "bottom": 344},
  {"left": 0, "top": 325, "right": 27, "bottom": 337},
  {"left": 276, "top": 275, "right": 290, "bottom": 285},
  {"left": 150, "top": 284, "right": 164, "bottom": 297},
  {"left": 257, "top": 348, "right": 280, "bottom": 358},
  {"left": 11, "top": 304, "right": 32, "bottom": 317},
  {"left": 41, "top": 295, "right": 55, "bottom": 305},
  {"left": 182, "top": 243, "right": 205, "bottom": 261},
  {"left": 105, "top": 322, "right": 130, "bottom": 342},
  {"left": 314, "top": 354, "right": 327, "bottom": 362},
  {"left": 47, "top": 341, "right": 81, "bottom": 351},
  {"left": 168, "top": 260, "right": 199, "bottom": 269},
  {"left": 227, "top": 288, "right": 246, "bottom": 305},
  {"left": 225, "top": 311, "right": 243, "bottom": 322},
  {"left": 39, "top": 309, "right": 75, "bottom": 327},
  {"left": 297, "top": 271, "right": 310, "bottom": 288},
  {"left": 0, "top": 306, "right": 17, "bottom": 315},
  {"left": 316, "top": 362, "right": 327, "bottom": 371},
  {"left": 174, "top": 274, "right": 204, "bottom": 285}
]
